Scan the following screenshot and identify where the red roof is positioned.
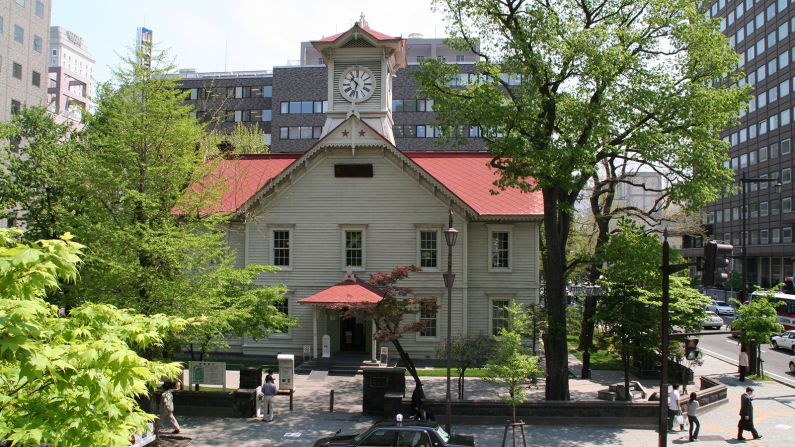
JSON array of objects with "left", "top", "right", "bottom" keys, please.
[
  {"left": 298, "top": 280, "right": 385, "bottom": 304},
  {"left": 319, "top": 25, "right": 398, "bottom": 42},
  {"left": 186, "top": 154, "right": 300, "bottom": 214},
  {"left": 408, "top": 152, "right": 544, "bottom": 216},
  {"left": 190, "top": 151, "right": 543, "bottom": 217}
]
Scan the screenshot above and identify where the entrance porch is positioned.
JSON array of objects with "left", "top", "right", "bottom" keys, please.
[{"left": 297, "top": 275, "right": 385, "bottom": 362}]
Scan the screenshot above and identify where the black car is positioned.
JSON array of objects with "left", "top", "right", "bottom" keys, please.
[{"left": 313, "top": 421, "right": 477, "bottom": 447}]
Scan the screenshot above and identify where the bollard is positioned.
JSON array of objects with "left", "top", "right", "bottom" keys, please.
[
  {"left": 330, "top": 389, "right": 335, "bottom": 412},
  {"left": 289, "top": 389, "right": 294, "bottom": 411}
]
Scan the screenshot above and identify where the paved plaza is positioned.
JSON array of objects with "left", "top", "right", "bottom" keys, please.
[{"left": 167, "top": 355, "right": 795, "bottom": 446}]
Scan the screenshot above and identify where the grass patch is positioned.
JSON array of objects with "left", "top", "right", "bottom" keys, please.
[
  {"left": 567, "top": 334, "right": 624, "bottom": 371},
  {"left": 185, "top": 386, "right": 233, "bottom": 393},
  {"left": 747, "top": 374, "right": 774, "bottom": 382},
  {"left": 408, "top": 368, "right": 490, "bottom": 378}
]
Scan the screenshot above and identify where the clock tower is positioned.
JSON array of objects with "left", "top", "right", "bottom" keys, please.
[{"left": 312, "top": 15, "right": 406, "bottom": 144}]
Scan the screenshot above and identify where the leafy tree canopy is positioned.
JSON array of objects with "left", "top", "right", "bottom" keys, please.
[
  {"left": 417, "top": 0, "right": 745, "bottom": 399},
  {"left": 0, "top": 229, "right": 187, "bottom": 447}
]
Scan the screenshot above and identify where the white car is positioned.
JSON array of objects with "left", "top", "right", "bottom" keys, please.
[
  {"left": 706, "top": 301, "right": 735, "bottom": 316},
  {"left": 702, "top": 311, "right": 724, "bottom": 330},
  {"left": 771, "top": 330, "right": 795, "bottom": 351}
]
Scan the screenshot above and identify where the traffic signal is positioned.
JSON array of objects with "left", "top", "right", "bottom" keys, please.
[
  {"left": 702, "top": 240, "right": 733, "bottom": 287},
  {"left": 685, "top": 338, "right": 701, "bottom": 361}
]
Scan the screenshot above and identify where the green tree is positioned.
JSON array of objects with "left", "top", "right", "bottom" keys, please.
[
  {"left": 596, "top": 221, "right": 709, "bottom": 398},
  {"left": 207, "top": 122, "right": 270, "bottom": 155},
  {"left": 0, "top": 48, "right": 293, "bottom": 354},
  {"left": 730, "top": 290, "right": 784, "bottom": 377},
  {"left": 416, "top": 0, "right": 744, "bottom": 400},
  {"left": 482, "top": 302, "right": 542, "bottom": 422},
  {"left": 437, "top": 334, "right": 498, "bottom": 399},
  {"left": 0, "top": 107, "right": 79, "bottom": 241},
  {"left": 0, "top": 229, "right": 187, "bottom": 447}
]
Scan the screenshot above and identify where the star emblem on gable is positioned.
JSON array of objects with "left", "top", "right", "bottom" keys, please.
[
  {"left": 358, "top": 130, "right": 366, "bottom": 137},
  {"left": 342, "top": 130, "right": 349, "bottom": 137}
]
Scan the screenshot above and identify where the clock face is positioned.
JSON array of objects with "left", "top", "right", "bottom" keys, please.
[{"left": 339, "top": 66, "right": 375, "bottom": 103}]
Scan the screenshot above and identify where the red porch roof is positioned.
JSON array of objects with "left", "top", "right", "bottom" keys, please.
[{"left": 297, "top": 280, "right": 385, "bottom": 305}]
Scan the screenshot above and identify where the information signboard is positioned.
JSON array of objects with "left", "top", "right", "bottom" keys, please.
[{"left": 188, "top": 361, "right": 226, "bottom": 388}]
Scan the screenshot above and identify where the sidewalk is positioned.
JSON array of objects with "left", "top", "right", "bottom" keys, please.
[{"left": 167, "top": 356, "right": 795, "bottom": 446}]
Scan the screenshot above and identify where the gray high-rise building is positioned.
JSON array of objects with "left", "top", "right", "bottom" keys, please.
[
  {"left": 0, "top": 0, "right": 51, "bottom": 123},
  {"left": 683, "top": 0, "right": 795, "bottom": 289}
]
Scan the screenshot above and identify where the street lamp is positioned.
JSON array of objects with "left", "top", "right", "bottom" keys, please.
[
  {"left": 443, "top": 207, "right": 458, "bottom": 434},
  {"left": 740, "top": 171, "right": 782, "bottom": 300}
]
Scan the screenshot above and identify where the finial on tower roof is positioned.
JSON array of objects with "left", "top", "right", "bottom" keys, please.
[{"left": 357, "top": 12, "right": 368, "bottom": 28}]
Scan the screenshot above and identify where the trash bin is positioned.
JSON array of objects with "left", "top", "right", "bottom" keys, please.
[
  {"left": 239, "top": 366, "right": 262, "bottom": 389},
  {"left": 362, "top": 367, "right": 406, "bottom": 415}
]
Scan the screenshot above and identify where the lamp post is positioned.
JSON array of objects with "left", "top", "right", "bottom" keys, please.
[
  {"left": 443, "top": 208, "right": 458, "bottom": 434},
  {"left": 739, "top": 172, "right": 782, "bottom": 300}
]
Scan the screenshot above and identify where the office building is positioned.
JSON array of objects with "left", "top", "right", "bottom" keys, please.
[
  {"left": 682, "top": 0, "right": 795, "bottom": 288},
  {"left": 0, "top": 0, "right": 51, "bottom": 123},
  {"left": 175, "top": 17, "right": 485, "bottom": 153},
  {"left": 47, "top": 26, "right": 93, "bottom": 126}
]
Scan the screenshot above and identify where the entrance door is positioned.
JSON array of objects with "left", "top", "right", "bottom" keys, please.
[{"left": 340, "top": 316, "right": 365, "bottom": 351}]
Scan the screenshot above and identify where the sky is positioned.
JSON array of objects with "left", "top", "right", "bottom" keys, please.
[{"left": 51, "top": 0, "right": 450, "bottom": 84}]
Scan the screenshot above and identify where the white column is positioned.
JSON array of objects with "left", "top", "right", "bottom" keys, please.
[
  {"left": 371, "top": 319, "right": 377, "bottom": 361},
  {"left": 312, "top": 306, "right": 318, "bottom": 359}
]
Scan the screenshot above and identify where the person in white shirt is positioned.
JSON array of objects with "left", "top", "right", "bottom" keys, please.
[
  {"left": 668, "top": 383, "right": 683, "bottom": 431},
  {"left": 687, "top": 392, "right": 701, "bottom": 442},
  {"left": 739, "top": 346, "right": 749, "bottom": 382}
]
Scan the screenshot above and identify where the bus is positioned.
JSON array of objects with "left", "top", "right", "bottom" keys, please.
[{"left": 751, "top": 291, "right": 795, "bottom": 330}]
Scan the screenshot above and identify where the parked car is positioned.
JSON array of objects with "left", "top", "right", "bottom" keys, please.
[
  {"left": 702, "top": 311, "right": 724, "bottom": 330},
  {"left": 771, "top": 330, "right": 795, "bottom": 351},
  {"left": 313, "top": 421, "right": 476, "bottom": 447},
  {"left": 706, "top": 301, "right": 735, "bottom": 316},
  {"left": 790, "top": 355, "right": 795, "bottom": 374}
]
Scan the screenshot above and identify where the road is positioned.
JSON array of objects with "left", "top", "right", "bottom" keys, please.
[{"left": 698, "top": 320, "right": 795, "bottom": 386}]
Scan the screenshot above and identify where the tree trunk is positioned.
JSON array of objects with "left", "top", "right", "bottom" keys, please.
[
  {"left": 391, "top": 337, "right": 423, "bottom": 391},
  {"left": 542, "top": 188, "right": 571, "bottom": 401},
  {"left": 622, "top": 332, "right": 630, "bottom": 401},
  {"left": 458, "top": 369, "right": 466, "bottom": 400}
]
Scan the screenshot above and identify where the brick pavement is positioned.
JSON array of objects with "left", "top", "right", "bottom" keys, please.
[{"left": 167, "top": 355, "right": 794, "bottom": 446}]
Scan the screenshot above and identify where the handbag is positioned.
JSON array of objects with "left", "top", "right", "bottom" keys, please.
[{"left": 674, "top": 413, "right": 685, "bottom": 426}]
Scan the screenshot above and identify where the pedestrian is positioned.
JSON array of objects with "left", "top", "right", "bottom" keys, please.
[
  {"left": 737, "top": 387, "right": 762, "bottom": 440},
  {"left": 262, "top": 376, "right": 278, "bottom": 422},
  {"left": 738, "top": 346, "right": 749, "bottom": 382},
  {"left": 668, "top": 383, "right": 683, "bottom": 431},
  {"left": 687, "top": 392, "right": 700, "bottom": 442},
  {"left": 160, "top": 380, "right": 181, "bottom": 434}
]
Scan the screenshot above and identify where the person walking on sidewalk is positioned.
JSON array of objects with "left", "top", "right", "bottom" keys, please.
[
  {"left": 687, "top": 392, "right": 700, "bottom": 442},
  {"left": 739, "top": 346, "right": 749, "bottom": 382},
  {"left": 160, "top": 380, "right": 181, "bottom": 434},
  {"left": 262, "top": 376, "right": 277, "bottom": 422},
  {"left": 737, "top": 387, "right": 762, "bottom": 441},
  {"left": 668, "top": 383, "right": 683, "bottom": 431}
]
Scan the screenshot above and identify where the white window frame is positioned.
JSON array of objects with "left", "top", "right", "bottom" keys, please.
[
  {"left": 416, "top": 225, "right": 441, "bottom": 272},
  {"left": 488, "top": 225, "right": 513, "bottom": 273},
  {"left": 268, "top": 292, "right": 293, "bottom": 339},
  {"left": 341, "top": 225, "right": 367, "bottom": 271},
  {"left": 415, "top": 296, "right": 439, "bottom": 341},
  {"left": 270, "top": 225, "right": 294, "bottom": 271},
  {"left": 488, "top": 296, "right": 513, "bottom": 336}
]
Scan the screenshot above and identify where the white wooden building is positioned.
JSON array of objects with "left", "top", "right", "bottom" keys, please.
[{"left": 198, "top": 20, "right": 544, "bottom": 361}]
